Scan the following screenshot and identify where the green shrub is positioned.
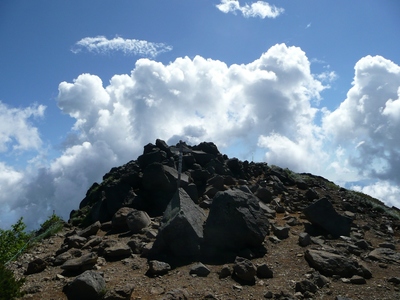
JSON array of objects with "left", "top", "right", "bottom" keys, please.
[
  {"left": 0, "top": 218, "right": 31, "bottom": 265},
  {"left": 35, "top": 213, "right": 64, "bottom": 240},
  {"left": 0, "top": 263, "right": 25, "bottom": 300}
]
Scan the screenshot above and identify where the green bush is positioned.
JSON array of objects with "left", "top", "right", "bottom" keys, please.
[
  {"left": 35, "top": 213, "right": 64, "bottom": 240},
  {"left": 0, "top": 263, "right": 25, "bottom": 300},
  {"left": 0, "top": 218, "right": 31, "bottom": 265}
]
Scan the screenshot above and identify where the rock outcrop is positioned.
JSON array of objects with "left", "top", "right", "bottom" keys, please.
[{"left": 10, "top": 139, "right": 400, "bottom": 300}]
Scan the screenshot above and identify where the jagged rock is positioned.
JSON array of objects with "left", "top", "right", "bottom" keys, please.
[
  {"left": 367, "top": 247, "right": 400, "bottom": 264},
  {"left": 203, "top": 189, "right": 270, "bottom": 253},
  {"left": 184, "top": 183, "right": 199, "bottom": 203},
  {"left": 151, "top": 188, "right": 206, "bottom": 258},
  {"left": 82, "top": 236, "right": 103, "bottom": 250},
  {"left": 218, "top": 264, "right": 233, "bottom": 279},
  {"left": 103, "top": 284, "right": 135, "bottom": 300},
  {"left": 349, "top": 275, "right": 366, "bottom": 284},
  {"left": 388, "top": 277, "right": 400, "bottom": 284},
  {"left": 256, "top": 263, "right": 273, "bottom": 278},
  {"left": 126, "top": 209, "right": 151, "bottom": 233},
  {"left": 295, "top": 279, "right": 317, "bottom": 294},
  {"left": 226, "top": 158, "right": 242, "bottom": 174},
  {"left": 104, "top": 243, "right": 132, "bottom": 259},
  {"left": 305, "top": 249, "right": 361, "bottom": 277},
  {"left": 272, "top": 225, "right": 290, "bottom": 239},
  {"left": 65, "top": 234, "right": 87, "bottom": 249},
  {"left": 54, "top": 251, "right": 73, "bottom": 266},
  {"left": 305, "top": 188, "right": 319, "bottom": 201},
  {"left": 189, "top": 262, "right": 210, "bottom": 277},
  {"left": 303, "top": 198, "right": 352, "bottom": 237},
  {"left": 312, "top": 272, "right": 330, "bottom": 288},
  {"left": 378, "top": 242, "right": 396, "bottom": 250},
  {"left": 89, "top": 180, "right": 138, "bottom": 224},
  {"left": 146, "top": 260, "right": 171, "bottom": 276},
  {"left": 63, "top": 270, "right": 106, "bottom": 300},
  {"left": 285, "top": 217, "right": 300, "bottom": 226},
  {"left": 112, "top": 207, "right": 135, "bottom": 232},
  {"left": 207, "top": 175, "right": 224, "bottom": 190},
  {"left": 156, "top": 138, "right": 173, "bottom": 157},
  {"left": 296, "top": 180, "right": 309, "bottom": 190},
  {"left": 192, "top": 150, "right": 215, "bottom": 167},
  {"left": 255, "top": 187, "right": 273, "bottom": 203},
  {"left": 61, "top": 252, "right": 98, "bottom": 272},
  {"left": 25, "top": 257, "right": 47, "bottom": 275},
  {"left": 354, "top": 239, "right": 371, "bottom": 250},
  {"left": 162, "top": 288, "right": 189, "bottom": 300},
  {"left": 193, "top": 141, "right": 220, "bottom": 155},
  {"left": 137, "top": 148, "right": 167, "bottom": 169},
  {"left": 233, "top": 256, "right": 256, "bottom": 283},
  {"left": 298, "top": 232, "right": 311, "bottom": 247},
  {"left": 77, "top": 221, "right": 101, "bottom": 238}
]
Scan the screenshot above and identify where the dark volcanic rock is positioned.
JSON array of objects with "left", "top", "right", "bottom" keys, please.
[
  {"left": 25, "top": 258, "right": 47, "bottom": 275},
  {"left": 233, "top": 256, "right": 257, "bottom": 283},
  {"left": 126, "top": 209, "right": 151, "bottom": 233},
  {"left": 63, "top": 270, "right": 106, "bottom": 300},
  {"left": 305, "top": 249, "right": 361, "bottom": 278},
  {"left": 303, "top": 198, "right": 352, "bottom": 237},
  {"left": 146, "top": 260, "right": 171, "bottom": 276},
  {"left": 367, "top": 247, "right": 400, "bottom": 265},
  {"left": 203, "top": 189, "right": 270, "bottom": 253},
  {"left": 151, "top": 188, "right": 206, "bottom": 258},
  {"left": 61, "top": 252, "right": 98, "bottom": 272}
]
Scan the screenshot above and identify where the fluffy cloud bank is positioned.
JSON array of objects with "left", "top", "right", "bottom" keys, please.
[
  {"left": 71, "top": 36, "right": 173, "bottom": 58},
  {"left": 216, "top": 0, "right": 284, "bottom": 19},
  {"left": 0, "top": 102, "right": 45, "bottom": 153},
  {"left": 1, "top": 44, "right": 399, "bottom": 230},
  {"left": 323, "top": 56, "right": 400, "bottom": 183}
]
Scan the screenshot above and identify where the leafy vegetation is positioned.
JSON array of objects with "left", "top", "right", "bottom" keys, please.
[
  {"left": 0, "top": 218, "right": 32, "bottom": 265},
  {"left": 0, "top": 218, "right": 31, "bottom": 300},
  {"left": 0, "top": 263, "right": 25, "bottom": 300},
  {"left": 35, "top": 213, "right": 64, "bottom": 240},
  {"left": 348, "top": 190, "right": 400, "bottom": 220},
  {"left": 0, "top": 214, "right": 65, "bottom": 299}
]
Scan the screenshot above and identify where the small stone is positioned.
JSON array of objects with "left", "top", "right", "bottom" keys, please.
[
  {"left": 219, "top": 265, "right": 232, "bottom": 279},
  {"left": 264, "top": 291, "right": 273, "bottom": 298},
  {"left": 233, "top": 257, "right": 256, "bottom": 282},
  {"left": 379, "top": 242, "right": 396, "bottom": 250},
  {"left": 146, "top": 260, "right": 171, "bottom": 276},
  {"left": 189, "top": 262, "right": 210, "bottom": 277},
  {"left": 388, "top": 277, "right": 400, "bottom": 284},
  {"left": 256, "top": 263, "right": 273, "bottom": 279},
  {"left": 299, "top": 232, "right": 311, "bottom": 247},
  {"left": 295, "top": 279, "right": 317, "bottom": 294},
  {"left": 350, "top": 275, "right": 366, "bottom": 284}
]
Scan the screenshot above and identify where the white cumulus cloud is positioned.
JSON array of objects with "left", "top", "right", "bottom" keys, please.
[
  {"left": 1, "top": 45, "right": 400, "bottom": 229},
  {"left": 71, "top": 36, "right": 173, "bottom": 58},
  {"left": 216, "top": 0, "right": 284, "bottom": 19},
  {"left": 0, "top": 102, "right": 45, "bottom": 153},
  {"left": 322, "top": 55, "right": 400, "bottom": 183}
]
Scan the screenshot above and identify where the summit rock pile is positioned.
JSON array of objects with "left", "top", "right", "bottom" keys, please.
[{"left": 8, "top": 139, "right": 400, "bottom": 300}]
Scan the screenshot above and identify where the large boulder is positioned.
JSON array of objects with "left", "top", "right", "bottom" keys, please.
[
  {"left": 203, "top": 189, "right": 270, "bottom": 252},
  {"left": 63, "top": 270, "right": 106, "bottom": 300},
  {"left": 367, "top": 247, "right": 400, "bottom": 265},
  {"left": 151, "top": 188, "right": 206, "bottom": 258},
  {"left": 305, "top": 249, "right": 361, "bottom": 278},
  {"left": 112, "top": 207, "right": 135, "bottom": 232},
  {"left": 61, "top": 252, "right": 98, "bottom": 272},
  {"left": 126, "top": 209, "right": 151, "bottom": 233},
  {"left": 303, "top": 198, "right": 352, "bottom": 237}
]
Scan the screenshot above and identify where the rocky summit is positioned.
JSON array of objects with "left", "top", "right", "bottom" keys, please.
[{"left": 7, "top": 139, "right": 400, "bottom": 299}]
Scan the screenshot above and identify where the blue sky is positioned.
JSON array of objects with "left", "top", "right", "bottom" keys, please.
[{"left": 0, "top": 0, "right": 399, "bottom": 229}]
